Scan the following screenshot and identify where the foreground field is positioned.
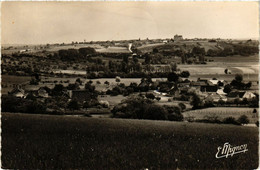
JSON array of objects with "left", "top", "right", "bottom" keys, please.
[
  {"left": 2, "top": 113, "right": 258, "bottom": 169},
  {"left": 182, "top": 107, "right": 259, "bottom": 124}
]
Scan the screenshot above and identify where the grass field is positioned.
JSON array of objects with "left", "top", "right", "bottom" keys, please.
[
  {"left": 96, "top": 46, "right": 130, "bottom": 53},
  {"left": 1, "top": 113, "right": 258, "bottom": 169},
  {"left": 2, "top": 75, "right": 31, "bottom": 84},
  {"left": 1, "top": 75, "right": 32, "bottom": 94},
  {"left": 98, "top": 95, "right": 126, "bottom": 106},
  {"left": 182, "top": 107, "right": 259, "bottom": 124}
]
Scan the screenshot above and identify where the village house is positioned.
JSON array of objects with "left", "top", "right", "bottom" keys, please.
[
  {"left": 200, "top": 85, "right": 218, "bottom": 93},
  {"left": 190, "top": 78, "right": 218, "bottom": 93},
  {"left": 205, "top": 93, "right": 227, "bottom": 103},
  {"left": 37, "top": 87, "right": 49, "bottom": 98},
  {"left": 216, "top": 88, "right": 227, "bottom": 95},
  {"left": 227, "top": 91, "right": 256, "bottom": 102},
  {"left": 21, "top": 87, "right": 49, "bottom": 99},
  {"left": 209, "top": 79, "right": 226, "bottom": 86},
  {"left": 9, "top": 87, "right": 26, "bottom": 98},
  {"left": 162, "top": 40, "right": 168, "bottom": 44},
  {"left": 191, "top": 78, "right": 209, "bottom": 86},
  {"left": 178, "top": 78, "right": 190, "bottom": 88}
]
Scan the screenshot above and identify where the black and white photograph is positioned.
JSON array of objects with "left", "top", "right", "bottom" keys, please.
[{"left": 1, "top": 1, "right": 259, "bottom": 169}]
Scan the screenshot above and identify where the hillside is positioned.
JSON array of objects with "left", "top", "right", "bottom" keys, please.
[
  {"left": 2, "top": 112, "right": 258, "bottom": 169},
  {"left": 2, "top": 39, "right": 258, "bottom": 56},
  {"left": 137, "top": 40, "right": 259, "bottom": 54}
]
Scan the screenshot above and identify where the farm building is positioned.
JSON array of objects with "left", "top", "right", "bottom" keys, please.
[
  {"left": 200, "top": 85, "right": 218, "bottom": 93},
  {"left": 191, "top": 78, "right": 210, "bottom": 86},
  {"left": 209, "top": 79, "right": 226, "bottom": 86},
  {"left": 174, "top": 34, "right": 183, "bottom": 41},
  {"left": 190, "top": 78, "right": 218, "bottom": 93},
  {"left": 216, "top": 88, "right": 227, "bottom": 95},
  {"left": 243, "top": 91, "right": 256, "bottom": 99},
  {"left": 37, "top": 87, "right": 49, "bottom": 98},
  {"left": 178, "top": 82, "right": 190, "bottom": 88},
  {"left": 9, "top": 87, "right": 26, "bottom": 98},
  {"left": 205, "top": 93, "right": 227, "bottom": 103},
  {"left": 227, "top": 91, "right": 256, "bottom": 101},
  {"left": 25, "top": 88, "right": 49, "bottom": 98},
  {"left": 99, "top": 100, "right": 110, "bottom": 108}
]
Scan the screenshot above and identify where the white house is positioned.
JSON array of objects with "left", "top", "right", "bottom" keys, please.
[
  {"left": 242, "top": 91, "right": 256, "bottom": 100},
  {"left": 9, "top": 87, "right": 26, "bottom": 98}
]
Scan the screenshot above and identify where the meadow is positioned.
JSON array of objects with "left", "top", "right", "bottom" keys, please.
[
  {"left": 178, "top": 55, "right": 259, "bottom": 79},
  {"left": 2, "top": 112, "right": 258, "bottom": 169},
  {"left": 1, "top": 75, "right": 32, "bottom": 94},
  {"left": 182, "top": 107, "right": 259, "bottom": 124}
]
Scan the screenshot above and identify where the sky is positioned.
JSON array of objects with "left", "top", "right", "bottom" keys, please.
[{"left": 1, "top": 1, "right": 259, "bottom": 44}]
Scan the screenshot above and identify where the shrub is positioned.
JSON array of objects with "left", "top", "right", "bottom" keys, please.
[
  {"left": 83, "top": 99, "right": 99, "bottom": 108},
  {"left": 110, "top": 86, "right": 122, "bottom": 96},
  {"left": 249, "top": 97, "right": 258, "bottom": 107},
  {"left": 223, "top": 117, "right": 241, "bottom": 125},
  {"left": 112, "top": 97, "right": 167, "bottom": 120},
  {"left": 85, "top": 83, "right": 95, "bottom": 92},
  {"left": 195, "top": 119, "right": 222, "bottom": 124},
  {"left": 67, "top": 83, "right": 80, "bottom": 90},
  {"left": 190, "top": 93, "right": 202, "bottom": 109},
  {"left": 30, "top": 78, "right": 39, "bottom": 85},
  {"left": 125, "top": 87, "right": 134, "bottom": 95},
  {"left": 237, "top": 115, "right": 249, "bottom": 125},
  {"left": 165, "top": 106, "right": 181, "bottom": 115},
  {"left": 87, "top": 72, "right": 97, "bottom": 79},
  {"left": 68, "top": 100, "right": 80, "bottom": 110},
  {"left": 145, "top": 93, "right": 155, "bottom": 100},
  {"left": 52, "top": 84, "right": 65, "bottom": 96},
  {"left": 104, "top": 81, "right": 110, "bottom": 85},
  {"left": 178, "top": 94, "right": 189, "bottom": 101},
  {"left": 204, "top": 100, "right": 215, "bottom": 107},
  {"left": 168, "top": 113, "right": 184, "bottom": 121},
  {"left": 178, "top": 103, "right": 186, "bottom": 111},
  {"left": 218, "top": 99, "right": 225, "bottom": 106},
  {"left": 167, "top": 72, "right": 179, "bottom": 82},
  {"left": 202, "top": 115, "right": 222, "bottom": 124},
  {"left": 223, "top": 84, "right": 232, "bottom": 94},
  {"left": 143, "top": 105, "right": 168, "bottom": 120},
  {"left": 2, "top": 96, "right": 47, "bottom": 114},
  {"left": 26, "top": 101, "right": 47, "bottom": 114},
  {"left": 180, "top": 71, "right": 190, "bottom": 78}
]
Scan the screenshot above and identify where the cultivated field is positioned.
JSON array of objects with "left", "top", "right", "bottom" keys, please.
[
  {"left": 96, "top": 46, "right": 130, "bottom": 53},
  {"left": 99, "top": 95, "right": 126, "bottom": 106},
  {"left": 182, "top": 107, "right": 259, "bottom": 124},
  {"left": 1, "top": 44, "right": 104, "bottom": 54},
  {"left": 2, "top": 113, "right": 258, "bottom": 169},
  {"left": 179, "top": 55, "right": 259, "bottom": 78}
]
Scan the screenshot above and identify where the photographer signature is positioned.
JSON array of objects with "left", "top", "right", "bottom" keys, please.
[{"left": 216, "top": 142, "right": 248, "bottom": 159}]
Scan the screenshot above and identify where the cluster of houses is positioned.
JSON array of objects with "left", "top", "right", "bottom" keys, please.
[
  {"left": 8, "top": 86, "right": 92, "bottom": 102},
  {"left": 8, "top": 76, "right": 257, "bottom": 108},
  {"left": 8, "top": 86, "right": 49, "bottom": 99},
  {"left": 151, "top": 77, "right": 256, "bottom": 104}
]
